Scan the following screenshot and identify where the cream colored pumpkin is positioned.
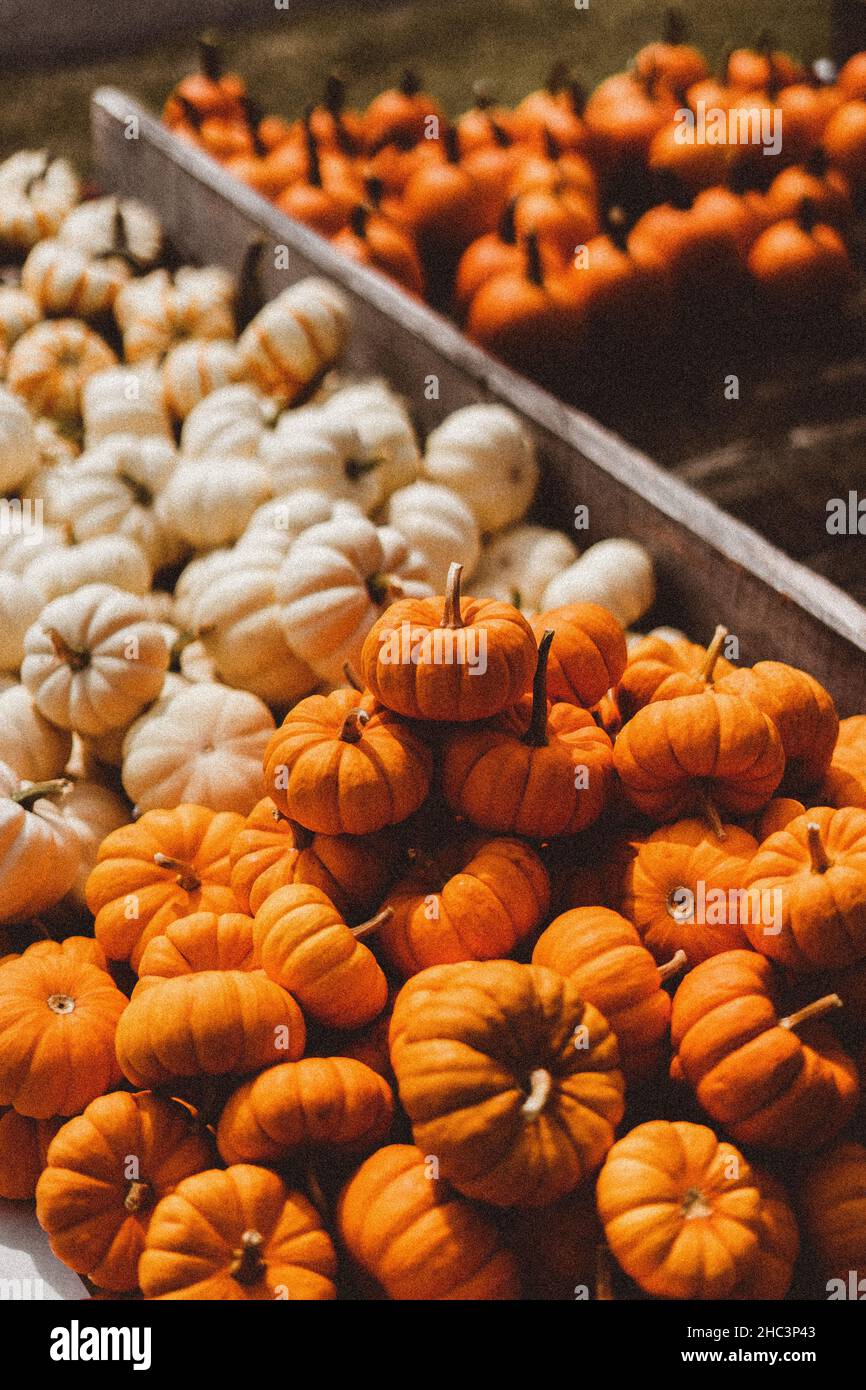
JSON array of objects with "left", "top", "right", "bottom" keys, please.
[
  {"left": 22, "top": 583, "right": 170, "bottom": 737},
  {"left": 423, "top": 403, "right": 538, "bottom": 533},
  {"left": 0, "top": 572, "right": 46, "bottom": 672},
  {"left": 177, "top": 641, "right": 218, "bottom": 685},
  {"left": 34, "top": 417, "right": 79, "bottom": 469},
  {"left": 541, "top": 538, "right": 656, "bottom": 628},
  {"left": 58, "top": 196, "right": 162, "bottom": 268},
  {"left": 26, "top": 536, "right": 152, "bottom": 604},
  {"left": 471, "top": 524, "right": 580, "bottom": 610},
  {"left": 275, "top": 513, "right": 432, "bottom": 683},
  {"left": 0, "top": 286, "right": 40, "bottom": 349},
  {"left": 155, "top": 457, "right": 272, "bottom": 550},
  {"left": 121, "top": 682, "right": 274, "bottom": 815},
  {"left": 7, "top": 320, "right": 117, "bottom": 420},
  {"left": 21, "top": 238, "right": 131, "bottom": 318},
  {"left": 236, "top": 490, "right": 361, "bottom": 558},
  {"left": 0, "top": 685, "right": 71, "bottom": 781},
  {"left": 0, "top": 386, "right": 40, "bottom": 491},
  {"left": 55, "top": 778, "right": 129, "bottom": 910},
  {"left": 0, "top": 759, "right": 79, "bottom": 923},
  {"left": 114, "top": 264, "right": 236, "bottom": 363},
  {"left": 181, "top": 383, "right": 278, "bottom": 460},
  {"left": 237, "top": 277, "right": 350, "bottom": 404},
  {"left": 262, "top": 416, "right": 386, "bottom": 515},
  {"left": 386, "top": 480, "right": 480, "bottom": 588},
  {"left": 315, "top": 378, "right": 420, "bottom": 496},
  {"left": 82, "top": 365, "right": 173, "bottom": 446},
  {"left": 0, "top": 522, "right": 68, "bottom": 577},
  {"left": 0, "top": 151, "right": 80, "bottom": 250},
  {"left": 161, "top": 340, "right": 240, "bottom": 419},
  {"left": 85, "top": 671, "right": 189, "bottom": 771}
]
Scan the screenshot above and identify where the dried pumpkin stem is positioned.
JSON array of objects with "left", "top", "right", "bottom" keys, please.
[
  {"left": 700, "top": 625, "right": 728, "bottom": 683},
  {"left": 441, "top": 562, "right": 465, "bottom": 630},
  {"left": 657, "top": 948, "right": 688, "bottom": 984},
  {"left": 342, "top": 662, "right": 365, "bottom": 692},
  {"left": 44, "top": 626, "right": 90, "bottom": 671},
  {"left": 123, "top": 1180, "right": 152, "bottom": 1215},
  {"left": 153, "top": 853, "right": 201, "bottom": 893},
  {"left": 521, "top": 1067, "right": 552, "bottom": 1120},
  {"left": 229, "top": 1229, "right": 266, "bottom": 1286},
  {"left": 526, "top": 630, "right": 554, "bottom": 749},
  {"left": 780, "top": 993, "right": 843, "bottom": 1032},
  {"left": 352, "top": 906, "right": 394, "bottom": 941},
  {"left": 12, "top": 778, "right": 69, "bottom": 810},
  {"left": 807, "top": 822, "right": 832, "bottom": 874},
  {"left": 699, "top": 792, "right": 726, "bottom": 841},
  {"left": 339, "top": 708, "right": 370, "bottom": 744}
]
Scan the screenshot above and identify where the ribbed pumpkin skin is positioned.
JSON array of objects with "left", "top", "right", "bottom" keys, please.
[
  {"left": 389, "top": 959, "right": 625, "bottom": 1207},
  {"left": 0, "top": 943, "right": 127, "bottom": 1118},
  {"left": 798, "top": 1140, "right": 866, "bottom": 1282},
  {"left": 613, "top": 692, "right": 785, "bottom": 821},
  {"left": 253, "top": 883, "right": 388, "bottom": 1029},
  {"left": 823, "top": 714, "right": 866, "bottom": 809},
  {"left": 597, "top": 1120, "right": 768, "bottom": 1300},
  {"left": 378, "top": 835, "right": 550, "bottom": 978},
  {"left": 115, "top": 971, "right": 305, "bottom": 1088},
  {"left": 262, "top": 689, "right": 432, "bottom": 836},
  {"left": 86, "top": 804, "right": 243, "bottom": 969},
  {"left": 136, "top": 911, "right": 257, "bottom": 980},
  {"left": 615, "top": 633, "right": 736, "bottom": 720},
  {"left": 0, "top": 1109, "right": 62, "bottom": 1199},
  {"left": 669, "top": 950, "right": 859, "bottom": 1149},
  {"left": 139, "top": 1164, "right": 338, "bottom": 1299},
  {"left": 731, "top": 1168, "right": 800, "bottom": 1301},
  {"left": 336, "top": 1143, "right": 520, "bottom": 1299},
  {"left": 529, "top": 602, "right": 627, "bottom": 707},
  {"left": 35, "top": 1091, "right": 214, "bottom": 1292},
  {"left": 532, "top": 906, "right": 675, "bottom": 1080},
  {"left": 716, "top": 662, "right": 838, "bottom": 793},
  {"left": 216, "top": 1057, "right": 393, "bottom": 1164},
  {"left": 230, "top": 796, "right": 397, "bottom": 917}
]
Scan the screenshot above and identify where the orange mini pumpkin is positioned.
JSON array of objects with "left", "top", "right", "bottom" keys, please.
[
  {"left": 615, "top": 624, "right": 735, "bottom": 721},
  {"left": 613, "top": 690, "right": 785, "bottom": 822},
  {"left": 823, "top": 98, "right": 866, "bottom": 186},
  {"left": 670, "top": 949, "right": 859, "bottom": 1149},
  {"left": 747, "top": 199, "right": 852, "bottom": 312},
  {"left": 377, "top": 832, "right": 550, "bottom": 977},
  {"left": 767, "top": 147, "right": 852, "bottom": 227},
  {"left": 716, "top": 660, "right": 838, "bottom": 793},
  {"left": 0, "top": 1108, "right": 61, "bottom": 1200},
  {"left": 332, "top": 203, "right": 425, "bottom": 294},
  {"left": 529, "top": 602, "right": 627, "bottom": 707},
  {"left": 263, "top": 688, "right": 431, "bottom": 837},
  {"left": 633, "top": 10, "right": 710, "bottom": 91},
  {"left": 362, "top": 560, "right": 537, "bottom": 722},
  {"left": 532, "top": 906, "right": 685, "bottom": 1080},
  {"left": 823, "top": 714, "right": 866, "bottom": 809},
  {"left": 86, "top": 804, "right": 242, "bottom": 970},
  {"left": 465, "top": 231, "right": 572, "bottom": 367},
  {"left": 363, "top": 71, "right": 445, "bottom": 152},
  {"left": 135, "top": 911, "right": 257, "bottom": 981}
]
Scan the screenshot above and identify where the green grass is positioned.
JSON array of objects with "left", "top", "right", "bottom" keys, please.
[{"left": 2, "top": 0, "right": 832, "bottom": 172}]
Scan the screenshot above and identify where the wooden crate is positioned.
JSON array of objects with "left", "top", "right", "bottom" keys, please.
[{"left": 92, "top": 87, "right": 866, "bottom": 713}]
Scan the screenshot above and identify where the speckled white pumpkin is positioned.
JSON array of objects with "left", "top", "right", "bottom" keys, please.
[
  {"left": 237, "top": 277, "right": 350, "bottom": 404},
  {"left": 470, "top": 524, "right": 580, "bottom": 610},
  {"left": 0, "top": 385, "right": 40, "bottom": 491},
  {"left": 82, "top": 365, "right": 173, "bottom": 446},
  {"left": 262, "top": 416, "right": 386, "bottom": 515},
  {"left": 0, "top": 571, "right": 46, "bottom": 672},
  {"left": 26, "top": 536, "right": 152, "bottom": 604},
  {"left": 0, "top": 758, "right": 80, "bottom": 923},
  {"left": 53, "top": 435, "right": 182, "bottom": 571}
]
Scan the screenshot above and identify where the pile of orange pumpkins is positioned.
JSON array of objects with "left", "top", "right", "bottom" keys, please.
[
  {"left": 163, "top": 19, "right": 866, "bottom": 374},
  {"left": 1, "top": 561, "right": 865, "bottom": 1300}
]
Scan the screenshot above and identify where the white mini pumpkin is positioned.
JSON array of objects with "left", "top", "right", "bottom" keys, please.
[
  {"left": 82, "top": 365, "right": 173, "bottom": 445},
  {"left": 541, "top": 538, "right": 656, "bottom": 628},
  {"left": 0, "top": 385, "right": 40, "bottom": 491},
  {"left": 0, "top": 684, "right": 71, "bottom": 781},
  {"left": 22, "top": 583, "right": 170, "bottom": 737},
  {"left": 262, "top": 416, "right": 386, "bottom": 515},
  {"left": 0, "top": 759, "right": 80, "bottom": 923},
  {"left": 121, "top": 682, "right": 275, "bottom": 815},
  {"left": 162, "top": 339, "right": 240, "bottom": 419},
  {"left": 315, "top": 378, "right": 420, "bottom": 496},
  {"left": 114, "top": 264, "right": 236, "bottom": 363},
  {"left": 276, "top": 512, "right": 432, "bottom": 683},
  {"left": 237, "top": 277, "right": 350, "bottom": 404},
  {"left": 386, "top": 480, "right": 480, "bottom": 588},
  {"left": 0, "top": 286, "right": 40, "bottom": 349},
  {"left": 422, "top": 403, "right": 538, "bottom": 534},
  {"left": 21, "top": 238, "right": 131, "bottom": 318},
  {"left": 156, "top": 457, "right": 271, "bottom": 550},
  {"left": 0, "top": 522, "right": 68, "bottom": 577},
  {"left": 470, "top": 524, "right": 579, "bottom": 610},
  {"left": 236, "top": 489, "right": 361, "bottom": 558},
  {"left": 0, "top": 571, "right": 46, "bottom": 672},
  {"left": 58, "top": 196, "right": 163, "bottom": 268},
  {"left": 7, "top": 319, "right": 117, "bottom": 420},
  {"left": 0, "top": 151, "right": 80, "bottom": 250},
  {"left": 34, "top": 417, "right": 79, "bottom": 469},
  {"left": 26, "top": 536, "right": 152, "bottom": 604},
  {"left": 180, "top": 383, "right": 277, "bottom": 459},
  {"left": 84, "top": 671, "right": 189, "bottom": 771}
]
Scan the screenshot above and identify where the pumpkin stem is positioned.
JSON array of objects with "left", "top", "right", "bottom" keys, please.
[
  {"left": 657, "top": 948, "right": 688, "bottom": 984},
  {"left": 663, "top": 7, "right": 687, "bottom": 44},
  {"left": 367, "top": 571, "right": 406, "bottom": 607},
  {"left": 352, "top": 906, "right": 394, "bottom": 941},
  {"left": 153, "top": 853, "right": 201, "bottom": 893},
  {"left": 344, "top": 452, "right": 384, "bottom": 482},
  {"left": 806, "top": 821, "right": 832, "bottom": 873},
  {"left": 175, "top": 94, "right": 203, "bottom": 131},
  {"left": 364, "top": 174, "right": 384, "bottom": 209},
  {"left": 700, "top": 625, "right": 728, "bottom": 683},
  {"left": 805, "top": 146, "right": 830, "bottom": 178},
  {"left": 566, "top": 79, "right": 586, "bottom": 116},
  {"left": 323, "top": 71, "right": 346, "bottom": 117},
  {"left": 490, "top": 118, "right": 511, "bottom": 149},
  {"left": 682, "top": 1186, "right": 713, "bottom": 1219},
  {"left": 521, "top": 1067, "right": 553, "bottom": 1120},
  {"left": 699, "top": 792, "right": 726, "bottom": 841},
  {"left": 542, "top": 126, "right": 561, "bottom": 162},
  {"left": 342, "top": 662, "right": 365, "bottom": 692},
  {"left": 526, "top": 629, "right": 554, "bottom": 748},
  {"left": 525, "top": 230, "right": 544, "bottom": 288},
  {"left": 595, "top": 1243, "right": 615, "bottom": 1300},
  {"left": 197, "top": 32, "right": 223, "bottom": 82},
  {"left": 303, "top": 113, "right": 323, "bottom": 188},
  {"left": 797, "top": 196, "right": 818, "bottom": 235},
  {"left": 348, "top": 204, "right": 370, "bottom": 240},
  {"left": 545, "top": 60, "right": 570, "bottom": 95},
  {"left": 46, "top": 993, "right": 75, "bottom": 1016},
  {"left": 780, "top": 993, "right": 842, "bottom": 1032},
  {"left": 443, "top": 126, "right": 460, "bottom": 165},
  {"left": 239, "top": 95, "right": 267, "bottom": 157},
  {"left": 441, "top": 562, "right": 465, "bottom": 629},
  {"left": 44, "top": 626, "right": 90, "bottom": 671},
  {"left": 12, "top": 778, "right": 69, "bottom": 810},
  {"left": 229, "top": 1229, "right": 266, "bottom": 1286},
  {"left": 123, "top": 1179, "right": 152, "bottom": 1215},
  {"left": 339, "top": 708, "right": 370, "bottom": 744},
  {"left": 400, "top": 70, "right": 421, "bottom": 98},
  {"left": 499, "top": 198, "right": 518, "bottom": 246}
]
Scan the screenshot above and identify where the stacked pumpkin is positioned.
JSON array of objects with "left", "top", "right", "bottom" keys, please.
[
  {"left": 162, "top": 22, "right": 866, "bottom": 377},
  {"left": 2, "top": 554, "right": 865, "bottom": 1301}
]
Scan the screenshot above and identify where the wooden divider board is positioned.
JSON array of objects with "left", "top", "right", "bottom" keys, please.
[{"left": 92, "top": 88, "right": 866, "bottom": 712}]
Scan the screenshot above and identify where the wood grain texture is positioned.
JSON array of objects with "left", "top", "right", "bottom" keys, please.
[{"left": 92, "top": 88, "right": 866, "bottom": 713}]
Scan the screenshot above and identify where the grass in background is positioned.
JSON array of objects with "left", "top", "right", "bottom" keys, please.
[{"left": 2, "top": 0, "right": 831, "bottom": 171}]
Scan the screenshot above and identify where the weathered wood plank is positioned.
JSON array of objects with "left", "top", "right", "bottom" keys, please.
[{"left": 92, "top": 88, "right": 866, "bottom": 713}]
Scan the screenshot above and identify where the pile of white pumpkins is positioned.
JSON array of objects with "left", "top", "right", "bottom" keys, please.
[{"left": 0, "top": 148, "right": 657, "bottom": 928}]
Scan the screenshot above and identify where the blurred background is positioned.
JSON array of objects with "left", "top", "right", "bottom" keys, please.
[{"left": 0, "top": 0, "right": 842, "bottom": 169}]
